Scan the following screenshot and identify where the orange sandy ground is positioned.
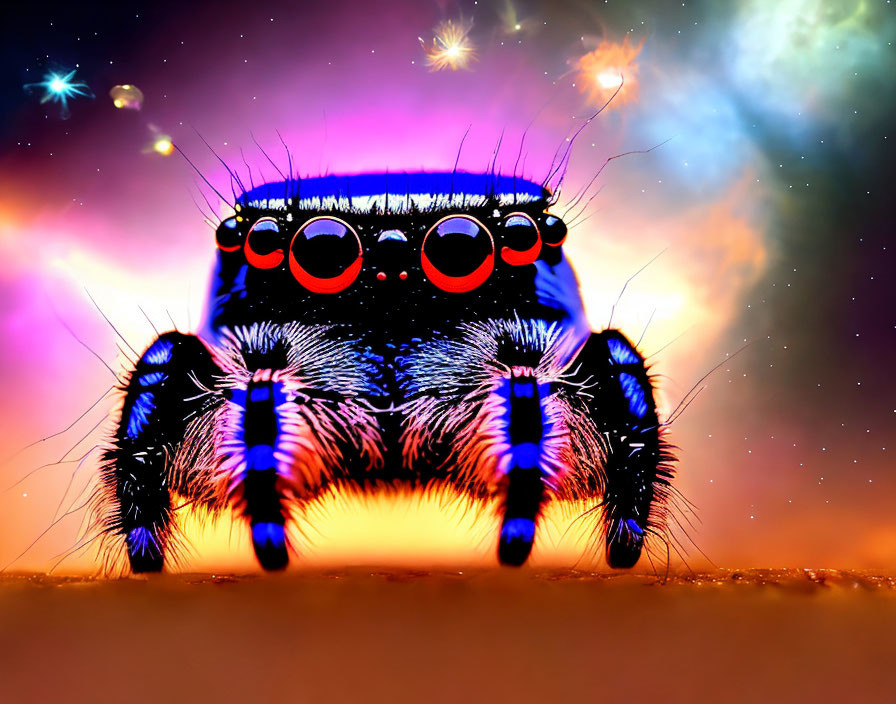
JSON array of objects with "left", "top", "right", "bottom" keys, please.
[{"left": 1, "top": 568, "right": 894, "bottom": 703}]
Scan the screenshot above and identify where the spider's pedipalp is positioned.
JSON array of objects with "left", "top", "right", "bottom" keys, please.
[
  {"left": 399, "top": 317, "right": 605, "bottom": 565},
  {"left": 496, "top": 369, "right": 549, "bottom": 566},
  {"left": 210, "top": 322, "right": 384, "bottom": 569},
  {"left": 221, "top": 376, "right": 292, "bottom": 570}
]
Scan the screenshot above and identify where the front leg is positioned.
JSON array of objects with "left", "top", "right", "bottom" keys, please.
[
  {"left": 98, "top": 332, "right": 219, "bottom": 573},
  {"left": 568, "top": 330, "right": 675, "bottom": 568}
]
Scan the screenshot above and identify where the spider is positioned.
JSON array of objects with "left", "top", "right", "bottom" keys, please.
[{"left": 93, "top": 170, "right": 675, "bottom": 572}]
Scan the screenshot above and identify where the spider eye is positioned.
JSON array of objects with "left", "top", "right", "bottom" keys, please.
[
  {"left": 500, "top": 212, "right": 541, "bottom": 266},
  {"left": 421, "top": 215, "right": 494, "bottom": 293},
  {"left": 541, "top": 214, "right": 568, "bottom": 247},
  {"left": 289, "top": 217, "right": 363, "bottom": 294},
  {"left": 216, "top": 216, "right": 242, "bottom": 252},
  {"left": 245, "top": 217, "right": 285, "bottom": 269}
]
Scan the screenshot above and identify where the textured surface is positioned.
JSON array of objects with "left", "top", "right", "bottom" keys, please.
[{"left": 0, "top": 569, "right": 893, "bottom": 703}]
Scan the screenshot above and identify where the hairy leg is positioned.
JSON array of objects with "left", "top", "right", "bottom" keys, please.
[
  {"left": 496, "top": 369, "right": 550, "bottom": 566},
  {"left": 568, "top": 330, "right": 675, "bottom": 568},
  {"left": 213, "top": 323, "right": 384, "bottom": 570},
  {"left": 399, "top": 319, "right": 604, "bottom": 567},
  {"left": 98, "top": 332, "right": 219, "bottom": 573}
]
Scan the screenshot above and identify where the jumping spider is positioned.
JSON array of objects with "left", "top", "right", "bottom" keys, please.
[{"left": 94, "top": 171, "right": 674, "bottom": 572}]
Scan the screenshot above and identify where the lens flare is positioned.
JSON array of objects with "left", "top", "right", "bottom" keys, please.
[
  {"left": 575, "top": 37, "right": 644, "bottom": 109},
  {"left": 24, "top": 68, "right": 92, "bottom": 119},
  {"left": 419, "top": 17, "right": 476, "bottom": 71},
  {"left": 109, "top": 84, "right": 144, "bottom": 111},
  {"left": 498, "top": 0, "right": 536, "bottom": 36},
  {"left": 153, "top": 137, "right": 174, "bottom": 155}
]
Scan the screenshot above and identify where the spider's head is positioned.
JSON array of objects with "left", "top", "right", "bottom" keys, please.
[{"left": 209, "top": 172, "right": 570, "bottom": 331}]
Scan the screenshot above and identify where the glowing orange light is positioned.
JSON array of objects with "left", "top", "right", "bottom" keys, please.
[
  {"left": 153, "top": 137, "right": 174, "bottom": 156},
  {"left": 575, "top": 37, "right": 645, "bottom": 109}
]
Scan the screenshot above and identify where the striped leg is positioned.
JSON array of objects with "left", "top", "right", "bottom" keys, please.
[
  {"left": 214, "top": 323, "right": 385, "bottom": 572},
  {"left": 497, "top": 369, "right": 549, "bottom": 566},
  {"left": 570, "top": 330, "right": 674, "bottom": 568},
  {"left": 221, "top": 368, "right": 383, "bottom": 571},
  {"left": 398, "top": 319, "right": 605, "bottom": 569},
  {"left": 225, "top": 374, "right": 291, "bottom": 570},
  {"left": 100, "top": 332, "right": 219, "bottom": 573}
]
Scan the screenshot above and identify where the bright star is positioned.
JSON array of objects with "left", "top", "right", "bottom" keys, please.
[
  {"left": 419, "top": 17, "right": 476, "bottom": 71},
  {"left": 153, "top": 137, "right": 174, "bottom": 156},
  {"left": 596, "top": 70, "right": 624, "bottom": 89},
  {"left": 574, "top": 37, "right": 644, "bottom": 110},
  {"left": 25, "top": 68, "right": 92, "bottom": 118}
]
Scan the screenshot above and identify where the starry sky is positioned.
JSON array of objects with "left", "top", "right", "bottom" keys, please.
[{"left": 0, "top": 0, "right": 894, "bottom": 573}]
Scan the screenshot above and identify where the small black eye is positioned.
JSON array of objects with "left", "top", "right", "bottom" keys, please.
[
  {"left": 541, "top": 214, "right": 568, "bottom": 247},
  {"left": 421, "top": 215, "right": 494, "bottom": 293},
  {"left": 500, "top": 212, "right": 541, "bottom": 266},
  {"left": 216, "top": 216, "right": 242, "bottom": 252},
  {"left": 289, "top": 217, "right": 363, "bottom": 294},
  {"left": 245, "top": 217, "right": 284, "bottom": 269}
]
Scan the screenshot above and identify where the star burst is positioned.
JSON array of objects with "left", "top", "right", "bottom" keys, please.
[
  {"left": 419, "top": 18, "right": 476, "bottom": 72},
  {"left": 575, "top": 37, "right": 644, "bottom": 109},
  {"left": 26, "top": 69, "right": 92, "bottom": 118}
]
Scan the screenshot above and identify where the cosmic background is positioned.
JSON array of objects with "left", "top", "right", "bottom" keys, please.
[{"left": 0, "top": 0, "right": 894, "bottom": 575}]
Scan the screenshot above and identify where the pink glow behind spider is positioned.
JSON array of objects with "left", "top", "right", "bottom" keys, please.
[{"left": 1, "top": 0, "right": 891, "bottom": 573}]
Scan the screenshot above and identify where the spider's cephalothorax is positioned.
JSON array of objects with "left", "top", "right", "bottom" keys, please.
[{"left": 93, "top": 172, "right": 674, "bottom": 572}]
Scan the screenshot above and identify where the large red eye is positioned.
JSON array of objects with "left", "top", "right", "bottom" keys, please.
[
  {"left": 289, "top": 217, "right": 363, "bottom": 294},
  {"left": 421, "top": 215, "right": 494, "bottom": 293},
  {"left": 500, "top": 212, "right": 542, "bottom": 266},
  {"left": 541, "top": 214, "right": 568, "bottom": 247},
  {"left": 245, "top": 217, "right": 284, "bottom": 269},
  {"left": 216, "top": 216, "right": 242, "bottom": 252}
]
